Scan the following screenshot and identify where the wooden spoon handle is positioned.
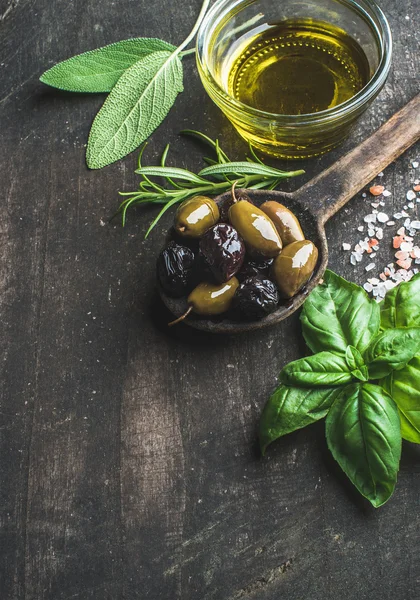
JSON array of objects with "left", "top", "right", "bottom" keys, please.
[{"left": 294, "top": 93, "right": 420, "bottom": 225}]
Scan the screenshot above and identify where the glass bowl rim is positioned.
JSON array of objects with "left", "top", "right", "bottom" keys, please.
[{"left": 196, "top": 0, "right": 392, "bottom": 125}]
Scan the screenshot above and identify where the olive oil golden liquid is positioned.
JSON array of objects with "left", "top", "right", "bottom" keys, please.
[{"left": 227, "top": 19, "right": 370, "bottom": 116}]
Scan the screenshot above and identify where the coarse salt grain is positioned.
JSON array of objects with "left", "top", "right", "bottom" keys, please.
[
  {"left": 365, "top": 262, "right": 376, "bottom": 272},
  {"left": 397, "top": 258, "right": 412, "bottom": 269},
  {"left": 413, "top": 184, "right": 420, "bottom": 192},
  {"left": 364, "top": 282, "right": 373, "bottom": 292},
  {"left": 342, "top": 242, "right": 351, "bottom": 251},
  {"left": 364, "top": 214, "right": 376, "bottom": 223},
  {"left": 386, "top": 221, "right": 395, "bottom": 226},
  {"left": 400, "top": 241, "right": 413, "bottom": 252},
  {"left": 377, "top": 212, "right": 389, "bottom": 223},
  {"left": 412, "top": 161, "right": 419, "bottom": 168},
  {"left": 369, "top": 185, "right": 384, "bottom": 196},
  {"left": 382, "top": 190, "right": 392, "bottom": 197},
  {"left": 410, "top": 221, "right": 420, "bottom": 229},
  {"left": 357, "top": 225, "right": 364, "bottom": 232},
  {"left": 407, "top": 190, "right": 416, "bottom": 201},
  {"left": 393, "top": 236, "right": 404, "bottom": 248}
]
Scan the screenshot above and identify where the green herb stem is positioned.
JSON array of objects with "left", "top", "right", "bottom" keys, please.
[
  {"left": 180, "top": 48, "right": 197, "bottom": 58},
  {"left": 175, "top": 0, "right": 211, "bottom": 57},
  {"left": 117, "top": 130, "right": 304, "bottom": 235}
]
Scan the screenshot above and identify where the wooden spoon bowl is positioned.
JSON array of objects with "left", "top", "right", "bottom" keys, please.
[{"left": 159, "top": 94, "right": 420, "bottom": 333}]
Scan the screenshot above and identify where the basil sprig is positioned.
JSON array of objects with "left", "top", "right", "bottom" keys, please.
[{"left": 260, "top": 270, "right": 420, "bottom": 508}]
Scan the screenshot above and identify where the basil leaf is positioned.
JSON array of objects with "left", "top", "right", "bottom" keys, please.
[
  {"left": 40, "top": 38, "right": 176, "bottom": 93},
  {"left": 345, "top": 345, "right": 368, "bottom": 381},
  {"left": 364, "top": 327, "right": 420, "bottom": 379},
  {"left": 279, "top": 351, "right": 353, "bottom": 387},
  {"left": 259, "top": 385, "right": 340, "bottom": 454},
  {"left": 380, "top": 273, "right": 420, "bottom": 330},
  {"left": 300, "top": 270, "right": 380, "bottom": 356},
  {"left": 326, "top": 383, "right": 401, "bottom": 508},
  {"left": 86, "top": 50, "right": 183, "bottom": 169},
  {"left": 381, "top": 356, "right": 420, "bottom": 443}
]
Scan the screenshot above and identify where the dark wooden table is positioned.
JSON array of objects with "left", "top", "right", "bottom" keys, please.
[{"left": 1, "top": 1, "right": 419, "bottom": 598}]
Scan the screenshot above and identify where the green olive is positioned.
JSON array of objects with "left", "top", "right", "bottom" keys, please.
[
  {"left": 272, "top": 240, "right": 318, "bottom": 298},
  {"left": 260, "top": 201, "right": 305, "bottom": 246},
  {"left": 174, "top": 196, "right": 220, "bottom": 238},
  {"left": 229, "top": 200, "right": 282, "bottom": 257},
  {"left": 188, "top": 277, "right": 239, "bottom": 315}
]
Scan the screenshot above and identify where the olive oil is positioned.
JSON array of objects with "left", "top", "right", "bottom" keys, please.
[{"left": 228, "top": 20, "right": 370, "bottom": 115}]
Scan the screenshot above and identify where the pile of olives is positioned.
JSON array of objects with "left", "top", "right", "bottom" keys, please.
[{"left": 157, "top": 188, "right": 318, "bottom": 325}]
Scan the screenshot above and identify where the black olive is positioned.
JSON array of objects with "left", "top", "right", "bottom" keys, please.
[
  {"left": 199, "top": 223, "right": 245, "bottom": 283},
  {"left": 157, "top": 241, "right": 196, "bottom": 297},
  {"left": 233, "top": 276, "right": 279, "bottom": 319},
  {"left": 237, "top": 257, "right": 274, "bottom": 282}
]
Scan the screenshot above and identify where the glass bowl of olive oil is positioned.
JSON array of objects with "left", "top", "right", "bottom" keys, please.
[{"left": 196, "top": 0, "right": 392, "bottom": 158}]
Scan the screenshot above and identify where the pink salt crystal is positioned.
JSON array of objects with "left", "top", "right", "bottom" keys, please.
[
  {"left": 395, "top": 251, "right": 409, "bottom": 260},
  {"left": 396, "top": 258, "right": 412, "bottom": 269},
  {"left": 393, "top": 236, "right": 404, "bottom": 249},
  {"left": 379, "top": 273, "right": 387, "bottom": 281},
  {"left": 370, "top": 185, "right": 385, "bottom": 196}
]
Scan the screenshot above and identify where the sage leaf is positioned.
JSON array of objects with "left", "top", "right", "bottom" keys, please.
[
  {"left": 381, "top": 356, "right": 420, "bottom": 443},
  {"left": 279, "top": 351, "right": 353, "bottom": 387},
  {"left": 40, "top": 38, "right": 176, "bottom": 93},
  {"left": 86, "top": 50, "right": 183, "bottom": 169},
  {"left": 259, "top": 385, "right": 341, "bottom": 454},
  {"left": 364, "top": 327, "right": 420, "bottom": 379},
  {"left": 300, "top": 270, "right": 380, "bottom": 356},
  {"left": 380, "top": 273, "right": 420, "bottom": 330},
  {"left": 345, "top": 345, "right": 369, "bottom": 381},
  {"left": 326, "top": 383, "right": 401, "bottom": 508}
]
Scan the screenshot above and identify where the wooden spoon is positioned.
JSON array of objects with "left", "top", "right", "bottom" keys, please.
[{"left": 161, "top": 93, "right": 420, "bottom": 333}]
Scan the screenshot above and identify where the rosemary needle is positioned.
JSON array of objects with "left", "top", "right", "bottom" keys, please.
[{"left": 117, "top": 130, "right": 304, "bottom": 237}]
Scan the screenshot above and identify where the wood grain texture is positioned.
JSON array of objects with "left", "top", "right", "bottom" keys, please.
[{"left": 0, "top": 0, "right": 419, "bottom": 599}]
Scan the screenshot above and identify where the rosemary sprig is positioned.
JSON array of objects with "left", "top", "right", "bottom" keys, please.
[{"left": 117, "top": 130, "right": 304, "bottom": 237}]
